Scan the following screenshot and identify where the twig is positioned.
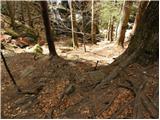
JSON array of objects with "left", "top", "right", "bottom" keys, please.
[{"left": 94, "top": 61, "right": 99, "bottom": 70}]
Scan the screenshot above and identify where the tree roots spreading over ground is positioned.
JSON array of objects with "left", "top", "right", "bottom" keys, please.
[{"left": 1, "top": 53, "right": 158, "bottom": 119}]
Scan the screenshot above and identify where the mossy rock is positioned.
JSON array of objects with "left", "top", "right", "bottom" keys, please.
[{"left": 4, "top": 28, "right": 19, "bottom": 39}]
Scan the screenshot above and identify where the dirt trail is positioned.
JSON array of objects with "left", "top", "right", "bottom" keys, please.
[{"left": 1, "top": 40, "right": 158, "bottom": 119}]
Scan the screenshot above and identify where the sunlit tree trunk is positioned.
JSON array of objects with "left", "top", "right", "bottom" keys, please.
[
  {"left": 70, "top": 0, "right": 78, "bottom": 48},
  {"left": 117, "top": 1, "right": 132, "bottom": 47},
  {"left": 132, "top": 1, "right": 149, "bottom": 35},
  {"left": 107, "top": 17, "right": 111, "bottom": 41},
  {"left": 91, "top": 0, "right": 96, "bottom": 44},
  {"left": 110, "top": 16, "right": 114, "bottom": 42},
  {"left": 40, "top": 1, "right": 57, "bottom": 56}
]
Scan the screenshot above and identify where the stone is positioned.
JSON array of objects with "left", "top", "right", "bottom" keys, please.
[
  {"left": 88, "top": 71, "right": 106, "bottom": 82},
  {"left": 20, "top": 66, "right": 35, "bottom": 79}
]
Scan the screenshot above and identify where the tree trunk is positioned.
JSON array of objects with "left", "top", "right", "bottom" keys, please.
[
  {"left": 117, "top": 1, "right": 132, "bottom": 47},
  {"left": 91, "top": 0, "right": 96, "bottom": 44},
  {"left": 110, "top": 17, "right": 114, "bottom": 42},
  {"left": 6, "top": 1, "right": 16, "bottom": 30},
  {"left": 20, "top": 1, "right": 25, "bottom": 24},
  {"left": 70, "top": 0, "right": 78, "bottom": 48},
  {"left": 40, "top": 1, "right": 57, "bottom": 56},
  {"left": 132, "top": 1, "right": 149, "bottom": 35},
  {"left": 123, "top": 1, "right": 158, "bottom": 65},
  {"left": 98, "top": 1, "right": 158, "bottom": 87},
  {"left": 26, "top": 2, "right": 33, "bottom": 28},
  {"left": 107, "top": 17, "right": 111, "bottom": 41}
]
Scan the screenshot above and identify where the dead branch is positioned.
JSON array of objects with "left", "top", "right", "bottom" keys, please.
[{"left": 1, "top": 51, "right": 22, "bottom": 92}]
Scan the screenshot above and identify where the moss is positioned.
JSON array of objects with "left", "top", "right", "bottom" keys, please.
[{"left": 4, "top": 28, "right": 19, "bottom": 39}]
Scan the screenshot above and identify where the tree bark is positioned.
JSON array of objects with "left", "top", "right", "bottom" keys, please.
[
  {"left": 124, "top": 1, "right": 158, "bottom": 65},
  {"left": 70, "top": 0, "right": 79, "bottom": 48},
  {"left": 107, "top": 17, "right": 111, "bottom": 41},
  {"left": 110, "top": 16, "right": 114, "bottom": 42},
  {"left": 117, "top": 1, "right": 132, "bottom": 47},
  {"left": 91, "top": 0, "right": 96, "bottom": 44},
  {"left": 97, "top": 1, "right": 159, "bottom": 88},
  {"left": 40, "top": 1, "right": 57, "bottom": 56},
  {"left": 132, "top": 1, "right": 149, "bottom": 35}
]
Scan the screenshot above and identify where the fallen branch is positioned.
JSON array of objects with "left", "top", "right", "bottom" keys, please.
[{"left": 1, "top": 51, "right": 22, "bottom": 92}]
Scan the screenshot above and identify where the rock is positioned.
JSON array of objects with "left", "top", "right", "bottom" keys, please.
[
  {"left": 0, "top": 34, "right": 12, "bottom": 42},
  {"left": 64, "top": 84, "right": 75, "bottom": 96},
  {"left": 4, "top": 28, "right": 19, "bottom": 38},
  {"left": 15, "top": 37, "right": 32, "bottom": 48},
  {"left": 38, "top": 39, "right": 45, "bottom": 46},
  {"left": 68, "top": 62, "right": 76, "bottom": 67},
  {"left": 67, "top": 54, "right": 79, "bottom": 60},
  {"left": 20, "top": 66, "right": 35, "bottom": 79},
  {"left": 88, "top": 71, "right": 106, "bottom": 82},
  {"left": 15, "top": 95, "right": 36, "bottom": 106}
]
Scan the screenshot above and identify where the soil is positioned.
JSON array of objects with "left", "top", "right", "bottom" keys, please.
[{"left": 1, "top": 40, "right": 159, "bottom": 119}]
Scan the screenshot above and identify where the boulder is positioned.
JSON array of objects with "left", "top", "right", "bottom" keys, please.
[
  {"left": 15, "top": 37, "right": 32, "bottom": 48},
  {"left": 0, "top": 34, "right": 12, "bottom": 42}
]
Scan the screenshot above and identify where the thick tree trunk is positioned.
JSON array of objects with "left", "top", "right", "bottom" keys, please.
[
  {"left": 40, "top": 1, "right": 57, "bottom": 56},
  {"left": 97, "top": 1, "right": 159, "bottom": 88},
  {"left": 132, "top": 1, "right": 149, "bottom": 35},
  {"left": 70, "top": 0, "right": 78, "bottom": 48},
  {"left": 117, "top": 1, "right": 132, "bottom": 47},
  {"left": 124, "top": 1, "right": 158, "bottom": 65}
]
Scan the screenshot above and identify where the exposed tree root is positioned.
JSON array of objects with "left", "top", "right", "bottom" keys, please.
[
  {"left": 95, "top": 47, "right": 140, "bottom": 90},
  {"left": 111, "top": 99, "right": 134, "bottom": 118}
]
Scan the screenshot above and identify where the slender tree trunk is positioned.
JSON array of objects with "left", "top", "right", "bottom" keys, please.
[
  {"left": 107, "top": 17, "right": 111, "bottom": 41},
  {"left": 81, "top": 11, "right": 86, "bottom": 52},
  {"left": 6, "top": 1, "right": 16, "bottom": 30},
  {"left": 132, "top": 1, "right": 149, "bottom": 35},
  {"left": 91, "top": 0, "right": 96, "bottom": 44},
  {"left": 1, "top": 52, "right": 22, "bottom": 92},
  {"left": 40, "top": 1, "right": 57, "bottom": 56},
  {"left": 110, "top": 17, "right": 114, "bottom": 42},
  {"left": 70, "top": 0, "right": 78, "bottom": 48},
  {"left": 117, "top": 1, "right": 132, "bottom": 48},
  {"left": 105, "top": 22, "right": 108, "bottom": 40}
]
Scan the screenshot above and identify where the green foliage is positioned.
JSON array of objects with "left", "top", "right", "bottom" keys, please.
[
  {"left": 99, "top": 1, "right": 123, "bottom": 29},
  {"left": 99, "top": 1, "right": 138, "bottom": 29},
  {"left": 33, "top": 44, "right": 43, "bottom": 55}
]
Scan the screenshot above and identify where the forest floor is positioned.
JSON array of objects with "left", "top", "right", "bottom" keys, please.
[{"left": 1, "top": 39, "right": 159, "bottom": 118}]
